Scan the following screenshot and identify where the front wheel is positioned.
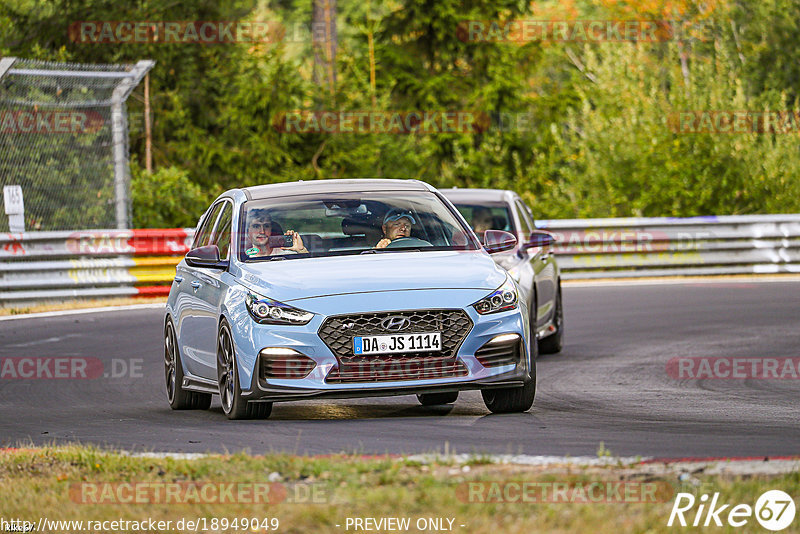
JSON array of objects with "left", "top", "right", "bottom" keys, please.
[
  {"left": 481, "top": 351, "right": 536, "bottom": 414},
  {"left": 481, "top": 379, "right": 535, "bottom": 414},
  {"left": 538, "top": 283, "right": 564, "bottom": 355},
  {"left": 217, "top": 320, "right": 272, "bottom": 420}
]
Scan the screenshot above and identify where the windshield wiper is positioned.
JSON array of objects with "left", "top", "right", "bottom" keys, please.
[
  {"left": 360, "top": 248, "right": 421, "bottom": 254},
  {"left": 249, "top": 255, "right": 286, "bottom": 261}
]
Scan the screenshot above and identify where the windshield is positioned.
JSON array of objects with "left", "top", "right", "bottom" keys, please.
[
  {"left": 451, "top": 202, "right": 515, "bottom": 239},
  {"left": 238, "top": 191, "right": 480, "bottom": 261}
]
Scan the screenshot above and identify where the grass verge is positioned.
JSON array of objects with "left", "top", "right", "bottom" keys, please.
[
  {"left": 1, "top": 445, "right": 797, "bottom": 533},
  {"left": 0, "top": 297, "right": 165, "bottom": 316}
]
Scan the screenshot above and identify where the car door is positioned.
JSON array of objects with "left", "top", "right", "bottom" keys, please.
[
  {"left": 514, "top": 198, "right": 556, "bottom": 329},
  {"left": 191, "top": 200, "right": 234, "bottom": 378},
  {"left": 178, "top": 201, "right": 224, "bottom": 378}
]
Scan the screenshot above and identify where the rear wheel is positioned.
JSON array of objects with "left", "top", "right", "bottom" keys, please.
[
  {"left": 217, "top": 320, "right": 272, "bottom": 420},
  {"left": 481, "top": 329, "right": 536, "bottom": 414},
  {"left": 417, "top": 392, "right": 459, "bottom": 406},
  {"left": 164, "top": 319, "right": 211, "bottom": 410},
  {"left": 539, "top": 283, "right": 564, "bottom": 355}
]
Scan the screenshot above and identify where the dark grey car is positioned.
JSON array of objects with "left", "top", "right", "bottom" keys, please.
[{"left": 440, "top": 188, "right": 564, "bottom": 354}]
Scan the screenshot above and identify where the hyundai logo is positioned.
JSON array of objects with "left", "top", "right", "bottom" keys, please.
[{"left": 381, "top": 316, "right": 411, "bottom": 332}]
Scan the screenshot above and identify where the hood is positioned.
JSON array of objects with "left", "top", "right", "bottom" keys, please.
[{"left": 234, "top": 250, "right": 507, "bottom": 303}]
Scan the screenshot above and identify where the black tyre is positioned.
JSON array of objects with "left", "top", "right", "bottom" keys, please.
[
  {"left": 164, "top": 319, "right": 211, "bottom": 410},
  {"left": 538, "top": 283, "right": 564, "bottom": 355},
  {"left": 217, "top": 320, "right": 272, "bottom": 420},
  {"left": 417, "top": 391, "right": 459, "bottom": 406},
  {"left": 481, "top": 332, "right": 536, "bottom": 414},
  {"left": 528, "top": 300, "right": 538, "bottom": 361}
]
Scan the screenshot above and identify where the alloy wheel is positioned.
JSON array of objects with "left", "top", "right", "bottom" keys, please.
[{"left": 217, "top": 326, "right": 235, "bottom": 413}]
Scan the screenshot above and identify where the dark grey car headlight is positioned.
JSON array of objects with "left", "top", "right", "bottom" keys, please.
[
  {"left": 472, "top": 278, "right": 519, "bottom": 315},
  {"left": 246, "top": 291, "right": 314, "bottom": 325}
]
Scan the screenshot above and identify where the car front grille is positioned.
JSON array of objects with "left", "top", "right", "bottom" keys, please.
[{"left": 318, "top": 309, "right": 473, "bottom": 383}]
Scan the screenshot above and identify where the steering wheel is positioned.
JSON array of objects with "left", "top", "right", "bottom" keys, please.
[{"left": 385, "top": 237, "right": 432, "bottom": 248}]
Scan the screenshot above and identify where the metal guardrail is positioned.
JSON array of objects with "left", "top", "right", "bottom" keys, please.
[
  {"left": 538, "top": 214, "right": 800, "bottom": 279},
  {"left": 0, "top": 229, "right": 191, "bottom": 305},
  {"left": 2, "top": 214, "right": 799, "bottom": 305}
]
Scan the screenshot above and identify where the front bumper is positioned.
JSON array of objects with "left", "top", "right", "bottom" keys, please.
[{"left": 227, "top": 290, "right": 531, "bottom": 403}]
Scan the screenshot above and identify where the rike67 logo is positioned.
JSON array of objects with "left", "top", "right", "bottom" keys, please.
[{"left": 668, "top": 490, "right": 796, "bottom": 531}]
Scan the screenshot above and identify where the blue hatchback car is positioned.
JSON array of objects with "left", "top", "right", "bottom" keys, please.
[{"left": 164, "top": 179, "right": 536, "bottom": 419}]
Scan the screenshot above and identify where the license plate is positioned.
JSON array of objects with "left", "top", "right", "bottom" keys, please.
[{"left": 353, "top": 332, "right": 441, "bottom": 355}]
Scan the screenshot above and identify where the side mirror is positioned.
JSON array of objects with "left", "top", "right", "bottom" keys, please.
[
  {"left": 522, "top": 230, "right": 556, "bottom": 250},
  {"left": 185, "top": 245, "right": 228, "bottom": 269},
  {"left": 483, "top": 230, "right": 517, "bottom": 254}
]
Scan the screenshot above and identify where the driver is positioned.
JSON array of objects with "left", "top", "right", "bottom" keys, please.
[
  {"left": 375, "top": 208, "right": 415, "bottom": 249},
  {"left": 245, "top": 208, "right": 307, "bottom": 257},
  {"left": 471, "top": 207, "right": 494, "bottom": 237}
]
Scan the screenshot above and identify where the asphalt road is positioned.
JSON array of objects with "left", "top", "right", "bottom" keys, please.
[{"left": 1, "top": 280, "right": 799, "bottom": 458}]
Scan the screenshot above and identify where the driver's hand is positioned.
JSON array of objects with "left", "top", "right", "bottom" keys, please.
[
  {"left": 283, "top": 230, "right": 307, "bottom": 252},
  {"left": 375, "top": 238, "right": 391, "bottom": 249}
]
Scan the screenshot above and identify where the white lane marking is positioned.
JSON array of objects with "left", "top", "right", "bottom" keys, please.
[
  {"left": 4, "top": 333, "right": 83, "bottom": 348},
  {"left": 405, "top": 453, "right": 649, "bottom": 466},
  {"left": 122, "top": 451, "right": 210, "bottom": 460},
  {"left": 564, "top": 276, "right": 800, "bottom": 288},
  {"left": 0, "top": 303, "right": 165, "bottom": 322},
  {"left": 5, "top": 448, "right": 798, "bottom": 475}
]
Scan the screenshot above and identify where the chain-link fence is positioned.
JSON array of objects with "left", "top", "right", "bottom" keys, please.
[{"left": 0, "top": 57, "right": 153, "bottom": 232}]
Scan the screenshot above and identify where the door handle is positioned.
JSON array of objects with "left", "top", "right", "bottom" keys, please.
[
  {"left": 190, "top": 281, "right": 201, "bottom": 291},
  {"left": 174, "top": 276, "right": 184, "bottom": 284}
]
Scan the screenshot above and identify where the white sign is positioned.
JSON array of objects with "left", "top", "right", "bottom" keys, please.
[{"left": 3, "top": 185, "right": 24, "bottom": 215}]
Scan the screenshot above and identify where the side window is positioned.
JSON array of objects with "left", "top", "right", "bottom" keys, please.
[
  {"left": 211, "top": 202, "right": 233, "bottom": 259},
  {"left": 193, "top": 203, "right": 223, "bottom": 249},
  {"left": 521, "top": 201, "right": 538, "bottom": 228},
  {"left": 514, "top": 200, "right": 533, "bottom": 236}
]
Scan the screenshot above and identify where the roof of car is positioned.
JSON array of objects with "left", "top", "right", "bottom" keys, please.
[
  {"left": 242, "top": 179, "right": 431, "bottom": 200},
  {"left": 438, "top": 188, "right": 517, "bottom": 203}
]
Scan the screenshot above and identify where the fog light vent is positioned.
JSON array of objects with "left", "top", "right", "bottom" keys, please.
[
  {"left": 259, "top": 348, "right": 316, "bottom": 379},
  {"left": 475, "top": 334, "right": 521, "bottom": 368}
]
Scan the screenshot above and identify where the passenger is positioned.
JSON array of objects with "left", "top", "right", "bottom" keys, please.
[
  {"left": 375, "top": 208, "right": 416, "bottom": 249},
  {"left": 245, "top": 208, "right": 307, "bottom": 257},
  {"left": 471, "top": 207, "right": 494, "bottom": 237}
]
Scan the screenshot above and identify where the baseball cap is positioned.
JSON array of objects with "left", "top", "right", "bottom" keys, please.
[{"left": 383, "top": 208, "right": 416, "bottom": 225}]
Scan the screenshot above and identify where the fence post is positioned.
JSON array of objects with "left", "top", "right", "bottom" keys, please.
[
  {"left": 0, "top": 57, "right": 16, "bottom": 80},
  {"left": 111, "top": 60, "right": 155, "bottom": 230}
]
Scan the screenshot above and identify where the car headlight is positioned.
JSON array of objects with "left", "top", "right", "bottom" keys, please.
[
  {"left": 472, "top": 277, "right": 519, "bottom": 315},
  {"left": 246, "top": 291, "right": 314, "bottom": 325}
]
